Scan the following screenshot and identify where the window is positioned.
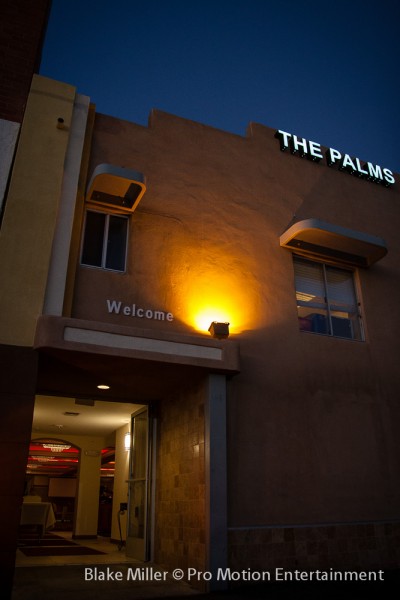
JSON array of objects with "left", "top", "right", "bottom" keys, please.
[
  {"left": 293, "top": 256, "right": 363, "bottom": 340},
  {"left": 81, "top": 210, "right": 128, "bottom": 272}
]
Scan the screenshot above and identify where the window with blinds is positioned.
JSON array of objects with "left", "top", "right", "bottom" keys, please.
[{"left": 294, "top": 256, "right": 363, "bottom": 340}]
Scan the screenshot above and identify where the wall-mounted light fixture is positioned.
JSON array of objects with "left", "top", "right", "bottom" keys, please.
[
  {"left": 208, "top": 321, "right": 230, "bottom": 340},
  {"left": 124, "top": 432, "right": 131, "bottom": 451}
]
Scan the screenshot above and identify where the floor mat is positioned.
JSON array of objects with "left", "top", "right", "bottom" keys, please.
[
  {"left": 18, "top": 538, "right": 77, "bottom": 546},
  {"left": 19, "top": 544, "right": 106, "bottom": 556},
  {"left": 18, "top": 532, "right": 60, "bottom": 540},
  {"left": 18, "top": 532, "right": 106, "bottom": 556}
]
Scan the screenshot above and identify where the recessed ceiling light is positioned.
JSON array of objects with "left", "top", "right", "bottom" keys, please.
[{"left": 97, "top": 384, "right": 110, "bottom": 390}]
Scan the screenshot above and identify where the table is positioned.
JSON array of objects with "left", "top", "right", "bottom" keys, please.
[{"left": 19, "top": 502, "right": 56, "bottom": 539}]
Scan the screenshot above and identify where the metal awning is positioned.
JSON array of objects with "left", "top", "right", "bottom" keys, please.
[
  {"left": 280, "top": 218, "right": 387, "bottom": 267},
  {"left": 86, "top": 163, "right": 146, "bottom": 212}
]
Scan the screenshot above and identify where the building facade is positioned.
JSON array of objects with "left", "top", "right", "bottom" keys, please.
[{"left": 1, "top": 12, "right": 400, "bottom": 594}]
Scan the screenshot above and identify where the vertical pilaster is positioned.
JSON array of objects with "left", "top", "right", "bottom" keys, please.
[
  {"left": 205, "top": 373, "right": 228, "bottom": 590},
  {"left": 43, "top": 93, "right": 90, "bottom": 316}
]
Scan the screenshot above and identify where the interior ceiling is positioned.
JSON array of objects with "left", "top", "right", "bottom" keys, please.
[
  {"left": 28, "top": 348, "right": 206, "bottom": 478},
  {"left": 33, "top": 347, "right": 205, "bottom": 441},
  {"left": 32, "top": 395, "right": 140, "bottom": 438}
]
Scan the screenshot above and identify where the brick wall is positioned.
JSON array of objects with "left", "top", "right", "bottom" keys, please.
[
  {"left": 0, "top": 0, "right": 51, "bottom": 122},
  {"left": 154, "top": 379, "right": 206, "bottom": 579}
]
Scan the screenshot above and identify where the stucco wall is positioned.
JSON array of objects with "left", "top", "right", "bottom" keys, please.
[
  {"left": 0, "top": 75, "right": 76, "bottom": 346},
  {"left": 71, "top": 109, "right": 400, "bottom": 531}
]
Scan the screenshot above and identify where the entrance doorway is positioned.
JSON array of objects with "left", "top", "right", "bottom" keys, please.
[{"left": 19, "top": 394, "right": 145, "bottom": 561}]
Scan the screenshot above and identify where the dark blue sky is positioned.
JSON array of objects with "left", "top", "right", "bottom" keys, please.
[{"left": 40, "top": 0, "right": 400, "bottom": 172}]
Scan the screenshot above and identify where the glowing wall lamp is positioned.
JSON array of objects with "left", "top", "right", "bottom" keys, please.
[
  {"left": 181, "top": 249, "right": 261, "bottom": 335},
  {"left": 208, "top": 321, "right": 230, "bottom": 340},
  {"left": 124, "top": 432, "right": 131, "bottom": 451}
]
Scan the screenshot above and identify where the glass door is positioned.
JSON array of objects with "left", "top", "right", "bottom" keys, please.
[{"left": 126, "top": 406, "right": 151, "bottom": 560}]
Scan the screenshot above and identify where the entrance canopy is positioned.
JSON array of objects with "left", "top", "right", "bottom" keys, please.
[{"left": 35, "top": 316, "right": 240, "bottom": 401}]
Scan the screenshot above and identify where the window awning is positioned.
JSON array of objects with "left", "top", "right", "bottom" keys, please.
[
  {"left": 86, "top": 164, "right": 146, "bottom": 212},
  {"left": 280, "top": 218, "right": 387, "bottom": 267}
]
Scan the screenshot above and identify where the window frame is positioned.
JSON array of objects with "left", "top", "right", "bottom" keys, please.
[
  {"left": 293, "top": 254, "right": 365, "bottom": 341},
  {"left": 80, "top": 208, "right": 129, "bottom": 273}
]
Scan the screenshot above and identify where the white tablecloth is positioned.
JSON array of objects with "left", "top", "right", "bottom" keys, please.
[{"left": 20, "top": 502, "right": 56, "bottom": 535}]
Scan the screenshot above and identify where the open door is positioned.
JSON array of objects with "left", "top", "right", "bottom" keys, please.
[{"left": 125, "top": 406, "right": 152, "bottom": 561}]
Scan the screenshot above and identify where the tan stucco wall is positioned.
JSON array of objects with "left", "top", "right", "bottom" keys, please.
[
  {"left": 70, "top": 110, "right": 400, "bottom": 530},
  {"left": 0, "top": 75, "right": 76, "bottom": 346}
]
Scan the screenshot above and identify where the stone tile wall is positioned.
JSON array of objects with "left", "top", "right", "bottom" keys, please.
[
  {"left": 229, "top": 521, "right": 400, "bottom": 573},
  {"left": 154, "top": 381, "right": 206, "bottom": 578}
]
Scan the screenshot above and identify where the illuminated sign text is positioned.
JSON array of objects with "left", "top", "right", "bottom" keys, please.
[{"left": 275, "top": 130, "right": 395, "bottom": 187}]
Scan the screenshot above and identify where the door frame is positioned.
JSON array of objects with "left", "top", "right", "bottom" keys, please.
[{"left": 125, "top": 405, "right": 155, "bottom": 561}]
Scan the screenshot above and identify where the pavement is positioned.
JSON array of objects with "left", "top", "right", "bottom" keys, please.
[{"left": 11, "top": 564, "right": 400, "bottom": 600}]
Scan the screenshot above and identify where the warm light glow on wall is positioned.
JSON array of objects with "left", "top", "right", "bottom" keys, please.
[
  {"left": 181, "top": 257, "right": 261, "bottom": 335},
  {"left": 190, "top": 294, "right": 236, "bottom": 334}
]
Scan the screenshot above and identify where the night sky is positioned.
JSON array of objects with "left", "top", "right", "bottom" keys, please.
[{"left": 40, "top": 0, "right": 400, "bottom": 172}]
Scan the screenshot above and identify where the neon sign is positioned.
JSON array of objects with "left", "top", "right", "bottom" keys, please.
[{"left": 275, "top": 130, "right": 395, "bottom": 187}]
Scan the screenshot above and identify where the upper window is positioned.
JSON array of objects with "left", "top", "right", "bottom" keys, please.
[
  {"left": 293, "top": 256, "right": 363, "bottom": 341},
  {"left": 81, "top": 210, "right": 128, "bottom": 272}
]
